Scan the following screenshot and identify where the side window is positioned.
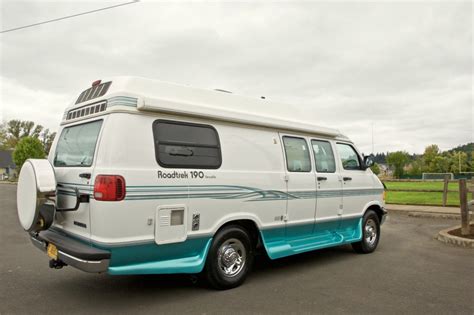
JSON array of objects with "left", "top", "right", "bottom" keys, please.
[
  {"left": 336, "top": 143, "right": 361, "bottom": 170},
  {"left": 311, "top": 140, "right": 336, "bottom": 173},
  {"left": 282, "top": 137, "right": 311, "bottom": 172},
  {"left": 153, "top": 120, "right": 221, "bottom": 169}
]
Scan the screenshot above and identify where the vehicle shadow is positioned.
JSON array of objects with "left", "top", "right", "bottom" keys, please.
[{"left": 56, "top": 244, "right": 356, "bottom": 297}]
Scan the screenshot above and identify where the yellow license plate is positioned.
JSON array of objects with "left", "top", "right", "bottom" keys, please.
[{"left": 47, "top": 243, "right": 58, "bottom": 260}]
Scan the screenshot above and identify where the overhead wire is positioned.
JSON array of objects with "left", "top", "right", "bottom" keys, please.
[{"left": 1, "top": 0, "right": 140, "bottom": 34}]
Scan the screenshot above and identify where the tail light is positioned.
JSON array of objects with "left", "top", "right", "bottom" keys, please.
[{"left": 94, "top": 175, "right": 126, "bottom": 201}]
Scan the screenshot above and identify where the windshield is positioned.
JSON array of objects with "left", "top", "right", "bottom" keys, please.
[{"left": 54, "top": 120, "right": 103, "bottom": 167}]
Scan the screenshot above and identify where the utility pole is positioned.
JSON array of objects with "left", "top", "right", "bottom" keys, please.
[
  {"left": 459, "top": 153, "right": 462, "bottom": 173},
  {"left": 371, "top": 122, "right": 374, "bottom": 154}
]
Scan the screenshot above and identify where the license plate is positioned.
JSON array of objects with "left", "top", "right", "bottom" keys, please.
[{"left": 47, "top": 243, "right": 58, "bottom": 260}]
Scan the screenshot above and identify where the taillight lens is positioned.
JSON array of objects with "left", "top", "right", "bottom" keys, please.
[{"left": 94, "top": 175, "right": 126, "bottom": 201}]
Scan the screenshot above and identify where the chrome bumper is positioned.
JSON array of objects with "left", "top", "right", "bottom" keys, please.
[{"left": 30, "top": 231, "right": 110, "bottom": 273}]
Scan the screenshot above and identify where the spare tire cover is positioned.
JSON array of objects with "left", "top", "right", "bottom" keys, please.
[{"left": 17, "top": 159, "right": 56, "bottom": 231}]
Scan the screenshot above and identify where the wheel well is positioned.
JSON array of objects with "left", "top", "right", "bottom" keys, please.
[
  {"left": 217, "top": 219, "right": 261, "bottom": 249},
  {"left": 366, "top": 205, "right": 384, "bottom": 223}
]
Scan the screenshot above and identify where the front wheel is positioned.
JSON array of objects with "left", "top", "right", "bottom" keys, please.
[
  {"left": 352, "top": 210, "right": 380, "bottom": 254},
  {"left": 204, "top": 225, "right": 254, "bottom": 290}
]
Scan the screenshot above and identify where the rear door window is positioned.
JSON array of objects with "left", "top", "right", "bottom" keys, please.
[
  {"left": 311, "top": 140, "right": 336, "bottom": 173},
  {"left": 54, "top": 120, "right": 103, "bottom": 167},
  {"left": 153, "top": 120, "right": 221, "bottom": 169}
]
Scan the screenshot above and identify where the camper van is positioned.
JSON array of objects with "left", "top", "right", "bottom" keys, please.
[{"left": 17, "top": 77, "right": 386, "bottom": 289}]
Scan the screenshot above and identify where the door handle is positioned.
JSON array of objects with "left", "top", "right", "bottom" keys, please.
[
  {"left": 343, "top": 177, "right": 352, "bottom": 181},
  {"left": 317, "top": 176, "right": 327, "bottom": 181},
  {"left": 79, "top": 173, "right": 91, "bottom": 179}
]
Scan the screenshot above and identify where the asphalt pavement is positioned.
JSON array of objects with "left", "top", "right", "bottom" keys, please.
[{"left": 1, "top": 183, "right": 473, "bottom": 314}]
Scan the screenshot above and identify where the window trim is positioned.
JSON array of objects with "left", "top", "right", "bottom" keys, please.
[
  {"left": 282, "top": 136, "right": 312, "bottom": 173},
  {"left": 53, "top": 119, "right": 104, "bottom": 168},
  {"left": 336, "top": 142, "right": 364, "bottom": 171},
  {"left": 311, "top": 139, "right": 336, "bottom": 173},
  {"left": 152, "top": 119, "right": 222, "bottom": 169}
]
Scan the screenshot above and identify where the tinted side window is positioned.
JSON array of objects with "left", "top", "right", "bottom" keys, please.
[
  {"left": 283, "top": 137, "right": 311, "bottom": 172},
  {"left": 153, "top": 120, "right": 221, "bottom": 169},
  {"left": 336, "top": 143, "right": 361, "bottom": 170},
  {"left": 311, "top": 140, "right": 336, "bottom": 173}
]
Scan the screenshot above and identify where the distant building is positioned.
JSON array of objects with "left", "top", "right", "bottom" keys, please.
[
  {"left": 0, "top": 150, "right": 16, "bottom": 180},
  {"left": 378, "top": 163, "right": 392, "bottom": 176}
]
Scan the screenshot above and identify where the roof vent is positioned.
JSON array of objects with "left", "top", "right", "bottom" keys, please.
[{"left": 75, "top": 81, "right": 111, "bottom": 104}]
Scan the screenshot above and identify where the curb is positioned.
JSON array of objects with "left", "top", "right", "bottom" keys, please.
[
  {"left": 0, "top": 181, "right": 17, "bottom": 185},
  {"left": 437, "top": 225, "right": 474, "bottom": 248},
  {"left": 387, "top": 209, "right": 460, "bottom": 220},
  {"left": 407, "top": 212, "right": 460, "bottom": 220}
]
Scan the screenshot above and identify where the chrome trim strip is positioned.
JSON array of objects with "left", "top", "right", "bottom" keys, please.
[{"left": 58, "top": 250, "right": 102, "bottom": 264}]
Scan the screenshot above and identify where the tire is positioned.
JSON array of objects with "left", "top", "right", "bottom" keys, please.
[
  {"left": 352, "top": 210, "right": 380, "bottom": 254},
  {"left": 204, "top": 225, "right": 254, "bottom": 290}
]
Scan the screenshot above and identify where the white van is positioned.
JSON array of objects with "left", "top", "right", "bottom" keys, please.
[{"left": 17, "top": 77, "right": 386, "bottom": 289}]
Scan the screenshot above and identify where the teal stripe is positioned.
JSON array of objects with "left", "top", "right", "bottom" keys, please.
[
  {"left": 55, "top": 182, "right": 383, "bottom": 202},
  {"left": 107, "top": 96, "right": 138, "bottom": 108}
]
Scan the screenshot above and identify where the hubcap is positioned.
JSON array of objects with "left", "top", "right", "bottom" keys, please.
[
  {"left": 217, "top": 238, "right": 246, "bottom": 277},
  {"left": 365, "top": 219, "right": 378, "bottom": 246}
]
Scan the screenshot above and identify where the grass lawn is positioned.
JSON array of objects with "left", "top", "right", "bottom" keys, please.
[
  {"left": 383, "top": 180, "right": 470, "bottom": 207},
  {"left": 384, "top": 181, "right": 459, "bottom": 191},
  {"left": 385, "top": 191, "right": 460, "bottom": 206}
]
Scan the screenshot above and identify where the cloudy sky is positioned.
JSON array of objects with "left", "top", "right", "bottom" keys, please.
[{"left": 0, "top": 0, "right": 472, "bottom": 154}]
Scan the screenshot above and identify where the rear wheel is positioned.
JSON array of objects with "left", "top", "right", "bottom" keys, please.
[
  {"left": 352, "top": 210, "right": 380, "bottom": 254},
  {"left": 204, "top": 225, "right": 254, "bottom": 290}
]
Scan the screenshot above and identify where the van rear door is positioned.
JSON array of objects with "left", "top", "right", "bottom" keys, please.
[{"left": 51, "top": 119, "right": 104, "bottom": 240}]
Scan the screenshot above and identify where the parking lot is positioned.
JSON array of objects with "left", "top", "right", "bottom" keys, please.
[{"left": 1, "top": 183, "right": 473, "bottom": 314}]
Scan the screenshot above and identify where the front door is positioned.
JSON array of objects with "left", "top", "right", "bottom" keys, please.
[
  {"left": 280, "top": 134, "right": 316, "bottom": 240},
  {"left": 335, "top": 142, "right": 374, "bottom": 239}
]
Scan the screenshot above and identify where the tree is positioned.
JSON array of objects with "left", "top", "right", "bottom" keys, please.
[
  {"left": 13, "top": 137, "right": 46, "bottom": 170},
  {"left": 0, "top": 123, "right": 7, "bottom": 150},
  {"left": 449, "top": 151, "right": 468, "bottom": 174},
  {"left": 407, "top": 158, "right": 423, "bottom": 176},
  {"left": 422, "top": 144, "right": 440, "bottom": 172},
  {"left": 3, "top": 120, "right": 44, "bottom": 149},
  {"left": 387, "top": 151, "right": 410, "bottom": 179},
  {"left": 370, "top": 163, "right": 381, "bottom": 175},
  {"left": 40, "top": 129, "right": 56, "bottom": 154},
  {"left": 433, "top": 155, "right": 450, "bottom": 173}
]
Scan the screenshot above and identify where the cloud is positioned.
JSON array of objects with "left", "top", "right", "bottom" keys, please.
[{"left": 1, "top": 0, "right": 472, "bottom": 153}]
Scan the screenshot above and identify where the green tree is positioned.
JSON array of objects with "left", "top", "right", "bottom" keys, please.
[
  {"left": 407, "top": 158, "right": 423, "bottom": 176},
  {"left": 422, "top": 144, "right": 441, "bottom": 172},
  {"left": 387, "top": 151, "right": 410, "bottom": 179},
  {"left": 0, "top": 123, "right": 7, "bottom": 149},
  {"left": 13, "top": 137, "right": 46, "bottom": 170},
  {"left": 449, "top": 151, "right": 468, "bottom": 174},
  {"left": 370, "top": 163, "right": 381, "bottom": 175},
  {"left": 4, "top": 120, "right": 44, "bottom": 149},
  {"left": 433, "top": 155, "right": 450, "bottom": 173}
]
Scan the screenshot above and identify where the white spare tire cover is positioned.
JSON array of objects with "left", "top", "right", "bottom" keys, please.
[{"left": 17, "top": 159, "right": 56, "bottom": 231}]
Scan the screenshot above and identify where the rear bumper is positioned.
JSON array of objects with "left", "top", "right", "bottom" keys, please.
[{"left": 30, "top": 229, "right": 111, "bottom": 273}]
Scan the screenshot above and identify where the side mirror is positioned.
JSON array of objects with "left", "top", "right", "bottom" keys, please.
[{"left": 363, "top": 154, "right": 375, "bottom": 169}]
